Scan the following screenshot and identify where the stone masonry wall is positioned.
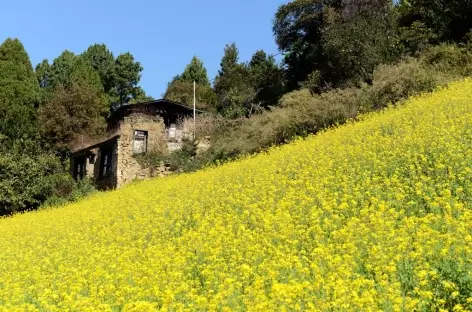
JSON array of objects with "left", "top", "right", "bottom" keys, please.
[{"left": 115, "top": 113, "right": 171, "bottom": 187}]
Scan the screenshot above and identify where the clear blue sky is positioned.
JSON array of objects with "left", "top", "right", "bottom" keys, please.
[{"left": 0, "top": 0, "right": 287, "bottom": 98}]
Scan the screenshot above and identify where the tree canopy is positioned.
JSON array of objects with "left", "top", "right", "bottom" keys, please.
[
  {"left": 164, "top": 56, "right": 216, "bottom": 110},
  {"left": 0, "top": 38, "right": 39, "bottom": 140},
  {"left": 82, "top": 44, "right": 115, "bottom": 93},
  {"left": 180, "top": 56, "right": 211, "bottom": 86},
  {"left": 398, "top": 0, "right": 472, "bottom": 43}
]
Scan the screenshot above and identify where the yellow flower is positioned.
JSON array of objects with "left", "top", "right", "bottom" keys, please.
[{"left": 1, "top": 79, "right": 472, "bottom": 310}]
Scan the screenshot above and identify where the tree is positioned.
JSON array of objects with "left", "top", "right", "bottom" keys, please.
[
  {"left": 214, "top": 43, "right": 255, "bottom": 117},
  {"left": 180, "top": 56, "right": 211, "bottom": 86},
  {"left": 273, "top": 0, "right": 399, "bottom": 91},
  {"left": 248, "top": 50, "right": 285, "bottom": 108},
  {"left": 0, "top": 38, "right": 39, "bottom": 140},
  {"left": 81, "top": 44, "right": 115, "bottom": 93},
  {"left": 165, "top": 80, "right": 217, "bottom": 110},
  {"left": 49, "top": 50, "right": 78, "bottom": 87},
  {"left": 273, "top": 0, "right": 339, "bottom": 91},
  {"left": 35, "top": 59, "right": 52, "bottom": 89},
  {"left": 164, "top": 56, "right": 216, "bottom": 110},
  {"left": 397, "top": 0, "right": 472, "bottom": 43},
  {"left": 323, "top": 0, "right": 399, "bottom": 86},
  {"left": 69, "top": 58, "right": 106, "bottom": 96},
  {"left": 39, "top": 60, "right": 107, "bottom": 151},
  {"left": 217, "top": 43, "right": 239, "bottom": 77},
  {"left": 0, "top": 140, "right": 68, "bottom": 215},
  {"left": 110, "top": 52, "right": 144, "bottom": 106}
]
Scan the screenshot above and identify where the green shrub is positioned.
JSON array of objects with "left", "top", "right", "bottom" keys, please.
[
  {"left": 0, "top": 139, "right": 97, "bottom": 215},
  {"left": 362, "top": 58, "right": 443, "bottom": 110},
  {"left": 204, "top": 87, "right": 360, "bottom": 160},
  {"left": 42, "top": 178, "right": 97, "bottom": 208},
  {"left": 0, "top": 143, "right": 62, "bottom": 215},
  {"left": 420, "top": 43, "right": 472, "bottom": 77}
]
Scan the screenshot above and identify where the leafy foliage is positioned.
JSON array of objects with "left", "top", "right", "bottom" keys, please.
[
  {"left": 0, "top": 140, "right": 71, "bottom": 215},
  {"left": 179, "top": 56, "right": 211, "bottom": 86},
  {"left": 49, "top": 50, "right": 78, "bottom": 88},
  {"left": 0, "top": 38, "right": 39, "bottom": 141},
  {"left": 248, "top": 50, "right": 285, "bottom": 109},
  {"left": 164, "top": 56, "right": 216, "bottom": 110},
  {"left": 81, "top": 44, "right": 116, "bottom": 93},
  {"left": 397, "top": 0, "right": 472, "bottom": 42},
  {"left": 214, "top": 43, "right": 256, "bottom": 117},
  {"left": 273, "top": 0, "right": 338, "bottom": 90},
  {"left": 38, "top": 83, "right": 107, "bottom": 151},
  {"left": 110, "top": 52, "right": 145, "bottom": 106},
  {"left": 165, "top": 80, "right": 217, "bottom": 110},
  {"left": 274, "top": 0, "right": 399, "bottom": 90}
]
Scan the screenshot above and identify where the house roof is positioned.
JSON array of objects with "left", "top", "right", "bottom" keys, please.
[
  {"left": 71, "top": 135, "right": 120, "bottom": 156},
  {"left": 107, "top": 99, "right": 203, "bottom": 125}
]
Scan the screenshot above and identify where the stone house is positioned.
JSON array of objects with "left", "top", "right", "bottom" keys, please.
[{"left": 70, "top": 99, "right": 198, "bottom": 189}]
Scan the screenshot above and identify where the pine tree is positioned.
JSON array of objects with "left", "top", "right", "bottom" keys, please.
[
  {"left": 214, "top": 43, "right": 255, "bottom": 117},
  {"left": 111, "top": 52, "right": 144, "bottom": 105},
  {"left": 49, "top": 50, "right": 77, "bottom": 87},
  {"left": 81, "top": 44, "right": 115, "bottom": 93},
  {"left": 249, "top": 50, "right": 284, "bottom": 108},
  {"left": 35, "top": 59, "right": 52, "bottom": 89},
  {"left": 218, "top": 43, "right": 239, "bottom": 76},
  {"left": 0, "top": 38, "right": 39, "bottom": 140},
  {"left": 164, "top": 56, "right": 215, "bottom": 109},
  {"left": 164, "top": 56, "right": 216, "bottom": 110},
  {"left": 180, "top": 56, "right": 211, "bottom": 86}
]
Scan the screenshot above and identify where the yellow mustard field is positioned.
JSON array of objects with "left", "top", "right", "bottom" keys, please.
[{"left": 1, "top": 80, "right": 472, "bottom": 312}]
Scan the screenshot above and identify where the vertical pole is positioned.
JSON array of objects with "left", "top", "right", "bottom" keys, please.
[{"left": 193, "top": 80, "right": 196, "bottom": 140}]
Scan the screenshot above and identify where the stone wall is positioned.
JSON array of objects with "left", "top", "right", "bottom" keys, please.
[{"left": 115, "top": 113, "right": 171, "bottom": 187}]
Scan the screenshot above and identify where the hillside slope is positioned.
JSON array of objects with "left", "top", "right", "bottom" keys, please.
[{"left": 1, "top": 80, "right": 472, "bottom": 311}]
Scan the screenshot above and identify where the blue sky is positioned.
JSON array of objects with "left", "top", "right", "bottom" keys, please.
[{"left": 0, "top": 0, "right": 287, "bottom": 98}]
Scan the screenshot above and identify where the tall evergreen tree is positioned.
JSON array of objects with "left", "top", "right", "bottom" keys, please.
[
  {"left": 164, "top": 56, "right": 216, "bottom": 110},
  {"left": 180, "top": 56, "right": 211, "bottom": 86},
  {"left": 248, "top": 50, "right": 285, "bottom": 108},
  {"left": 214, "top": 43, "right": 255, "bottom": 117},
  {"left": 218, "top": 43, "right": 239, "bottom": 77},
  {"left": 111, "top": 52, "right": 144, "bottom": 106},
  {"left": 49, "top": 50, "right": 77, "bottom": 88},
  {"left": 35, "top": 59, "right": 52, "bottom": 89},
  {"left": 0, "top": 38, "right": 39, "bottom": 140},
  {"left": 70, "top": 58, "right": 106, "bottom": 96},
  {"left": 81, "top": 44, "right": 115, "bottom": 93}
]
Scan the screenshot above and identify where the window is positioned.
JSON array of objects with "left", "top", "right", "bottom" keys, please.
[
  {"left": 74, "top": 157, "right": 86, "bottom": 180},
  {"left": 100, "top": 146, "right": 113, "bottom": 178},
  {"left": 133, "top": 130, "right": 148, "bottom": 154}
]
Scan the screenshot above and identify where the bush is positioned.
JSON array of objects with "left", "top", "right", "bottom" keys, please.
[
  {"left": 361, "top": 43, "right": 472, "bottom": 111},
  {"left": 0, "top": 141, "right": 62, "bottom": 215},
  {"left": 420, "top": 43, "right": 472, "bottom": 77},
  {"left": 362, "top": 58, "right": 443, "bottom": 110},
  {"left": 202, "top": 87, "right": 360, "bottom": 160},
  {"left": 0, "top": 139, "right": 97, "bottom": 215},
  {"left": 41, "top": 178, "right": 97, "bottom": 208}
]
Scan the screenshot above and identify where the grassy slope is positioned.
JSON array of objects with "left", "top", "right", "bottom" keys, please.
[{"left": 1, "top": 80, "right": 472, "bottom": 311}]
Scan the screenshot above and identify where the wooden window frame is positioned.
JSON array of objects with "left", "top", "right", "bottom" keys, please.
[
  {"left": 99, "top": 145, "right": 114, "bottom": 178},
  {"left": 74, "top": 157, "right": 86, "bottom": 181},
  {"left": 133, "top": 130, "right": 148, "bottom": 154}
]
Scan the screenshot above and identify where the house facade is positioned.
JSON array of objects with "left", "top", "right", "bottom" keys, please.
[{"left": 70, "top": 99, "right": 197, "bottom": 189}]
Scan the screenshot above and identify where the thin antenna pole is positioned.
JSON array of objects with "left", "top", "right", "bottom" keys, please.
[{"left": 193, "top": 80, "right": 196, "bottom": 140}]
